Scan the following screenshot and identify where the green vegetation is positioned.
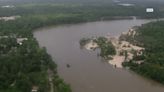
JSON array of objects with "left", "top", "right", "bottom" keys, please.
[
  {"left": 0, "top": 37, "right": 56, "bottom": 92},
  {"left": 123, "top": 21, "right": 164, "bottom": 84},
  {"left": 1, "top": 2, "right": 164, "bottom": 19},
  {"left": 53, "top": 75, "right": 71, "bottom": 92},
  {"left": 0, "top": 34, "right": 71, "bottom": 92},
  {"left": 80, "top": 37, "right": 116, "bottom": 58},
  {"left": 1, "top": 1, "right": 164, "bottom": 92},
  {"left": 79, "top": 38, "right": 91, "bottom": 47},
  {"left": 94, "top": 37, "right": 116, "bottom": 58}
]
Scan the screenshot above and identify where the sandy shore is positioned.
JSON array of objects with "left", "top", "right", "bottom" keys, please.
[
  {"left": 109, "top": 55, "right": 125, "bottom": 68},
  {"left": 83, "top": 28, "right": 144, "bottom": 68}
]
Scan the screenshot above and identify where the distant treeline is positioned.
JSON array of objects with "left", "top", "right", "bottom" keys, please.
[
  {"left": 0, "top": 3, "right": 164, "bottom": 18},
  {"left": 0, "top": 2, "right": 164, "bottom": 92}
]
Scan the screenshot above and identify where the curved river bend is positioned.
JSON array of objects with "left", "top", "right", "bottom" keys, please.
[{"left": 34, "top": 19, "right": 164, "bottom": 92}]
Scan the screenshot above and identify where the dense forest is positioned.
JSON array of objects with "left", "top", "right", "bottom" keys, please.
[
  {"left": 123, "top": 21, "right": 164, "bottom": 84},
  {"left": 1, "top": 1, "right": 164, "bottom": 18},
  {"left": 0, "top": 17, "right": 72, "bottom": 92},
  {"left": 1, "top": 1, "right": 164, "bottom": 92}
]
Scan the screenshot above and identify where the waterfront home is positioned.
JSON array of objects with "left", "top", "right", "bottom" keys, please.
[
  {"left": 17, "top": 38, "right": 28, "bottom": 45},
  {"left": 0, "top": 16, "right": 21, "bottom": 21},
  {"left": 1, "top": 5, "right": 15, "bottom": 8},
  {"left": 146, "top": 8, "right": 154, "bottom": 13}
]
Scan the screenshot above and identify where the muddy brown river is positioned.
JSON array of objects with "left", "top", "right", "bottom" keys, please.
[{"left": 34, "top": 19, "right": 164, "bottom": 92}]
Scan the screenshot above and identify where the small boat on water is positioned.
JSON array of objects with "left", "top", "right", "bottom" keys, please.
[{"left": 66, "top": 64, "right": 71, "bottom": 68}]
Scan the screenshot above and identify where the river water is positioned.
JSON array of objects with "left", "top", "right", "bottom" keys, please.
[{"left": 34, "top": 19, "right": 164, "bottom": 92}]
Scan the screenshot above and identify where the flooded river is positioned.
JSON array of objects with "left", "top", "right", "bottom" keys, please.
[{"left": 34, "top": 19, "right": 164, "bottom": 92}]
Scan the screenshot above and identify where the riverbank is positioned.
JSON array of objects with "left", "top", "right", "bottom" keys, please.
[
  {"left": 35, "top": 19, "right": 164, "bottom": 92},
  {"left": 0, "top": 13, "right": 152, "bottom": 92},
  {"left": 1, "top": 2, "right": 164, "bottom": 91},
  {"left": 81, "top": 21, "right": 164, "bottom": 85},
  {"left": 122, "top": 21, "right": 164, "bottom": 85},
  {"left": 81, "top": 27, "right": 145, "bottom": 68}
]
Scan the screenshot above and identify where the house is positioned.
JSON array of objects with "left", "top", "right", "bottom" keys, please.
[
  {"left": 0, "top": 16, "right": 21, "bottom": 21},
  {"left": 0, "top": 36, "right": 8, "bottom": 39},
  {"left": 17, "top": 38, "right": 28, "bottom": 45},
  {"left": 146, "top": 8, "right": 154, "bottom": 13},
  {"left": 31, "top": 86, "right": 39, "bottom": 92},
  {"left": 118, "top": 3, "right": 134, "bottom": 7},
  {"left": 1, "top": 5, "right": 15, "bottom": 8}
]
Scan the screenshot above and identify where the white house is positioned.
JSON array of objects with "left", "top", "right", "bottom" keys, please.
[
  {"left": 118, "top": 3, "right": 134, "bottom": 7},
  {"left": 146, "top": 8, "right": 154, "bottom": 13},
  {"left": 1, "top": 5, "right": 15, "bottom": 8},
  {"left": 17, "top": 38, "right": 28, "bottom": 45},
  {"left": 0, "top": 16, "right": 21, "bottom": 21},
  {"left": 31, "top": 86, "right": 39, "bottom": 92}
]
